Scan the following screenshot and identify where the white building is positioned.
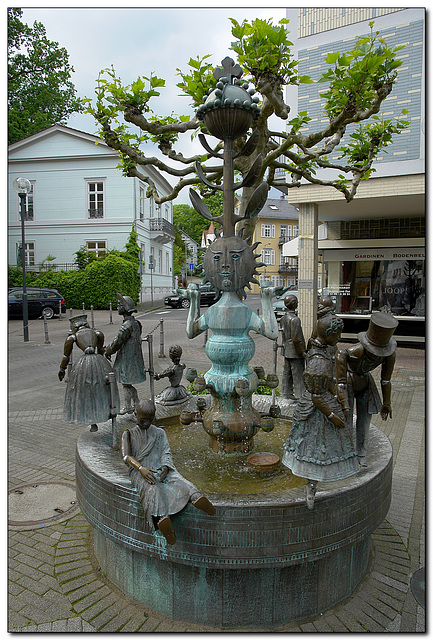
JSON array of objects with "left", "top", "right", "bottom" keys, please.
[{"left": 8, "top": 124, "right": 175, "bottom": 301}]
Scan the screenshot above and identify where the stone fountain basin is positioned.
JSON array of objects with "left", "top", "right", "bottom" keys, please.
[{"left": 76, "top": 399, "right": 392, "bottom": 628}]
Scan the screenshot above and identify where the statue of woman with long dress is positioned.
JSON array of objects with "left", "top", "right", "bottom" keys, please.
[
  {"left": 282, "top": 312, "right": 359, "bottom": 509},
  {"left": 58, "top": 314, "right": 119, "bottom": 432}
]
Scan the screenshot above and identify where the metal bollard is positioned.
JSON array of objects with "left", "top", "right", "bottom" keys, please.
[
  {"left": 204, "top": 328, "right": 208, "bottom": 347},
  {"left": 43, "top": 315, "right": 51, "bottom": 344},
  {"left": 142, "top": 334, "right": 155, "bottom": 403},
  {"left": 106, "top": 371, "right": 119, "bottom": 450},
  {"left": 109, "top": 302, "right": 113, "bottom": 324},
  {"left": 159, "top": 319, "right": 165, "bottom": 358},
  {"left": 272, "top": 340, "right": 278, "bottom": 406},
  {"left": 82, "top": 302, "right": 85, "bottom": 312},
  {"left": 69, "top": 308, "right": 73, "bottom": 319},
  {"left": 90, "top": 305, "right": 94, "bottom": 329}
]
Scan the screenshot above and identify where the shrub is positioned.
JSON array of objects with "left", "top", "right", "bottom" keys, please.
[{"left": 14, "top": 254, "right": 140, "bottom": 309}]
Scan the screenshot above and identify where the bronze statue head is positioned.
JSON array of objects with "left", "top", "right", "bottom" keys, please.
[
  {"left": 358, "top": 312, "right": 398, "bottom": 357},
  {"left": 203, "top": 235, "right": 262, "bottom": 295},
  {"left": 69, "top": 314, "right": 89, "bottom": 332},
  {"left": 316, "top": 313, "right": 344, "bottom": 346},
  {"left": 136, "top": 399, "right": 156, "bottom": 428},
  {"left": 116, "top": 293, "right": 137, "bottom": 315},
  {"left": 169, "top": 345, "right": 182, "bottom": 361},
  {"left": 284, "top": 294, "right": 298, "bottom": 311}
]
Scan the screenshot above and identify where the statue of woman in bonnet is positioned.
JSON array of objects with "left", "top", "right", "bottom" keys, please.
[{"left": 59, "top": 314, "right": 119, "bottom": 432}]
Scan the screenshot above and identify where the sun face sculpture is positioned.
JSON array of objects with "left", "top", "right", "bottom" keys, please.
[{"left": 203, "top": 235, "right": 264, "bottom": 296}]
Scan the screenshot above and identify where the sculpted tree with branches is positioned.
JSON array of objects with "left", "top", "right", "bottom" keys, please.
[{"left": 84, "top": 17, "right": 408, "bottom": 237}]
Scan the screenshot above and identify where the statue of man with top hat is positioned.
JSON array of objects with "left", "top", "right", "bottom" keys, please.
[{"left": 336, "top": 311, "right": 398, "bottom": 467}]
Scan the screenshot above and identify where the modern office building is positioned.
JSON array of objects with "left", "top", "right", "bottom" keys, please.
[{"left": 282, "top": 8, "right": 425, "bottom": 342}]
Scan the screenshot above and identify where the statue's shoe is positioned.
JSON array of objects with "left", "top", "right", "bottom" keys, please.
[
  {"left": 306, "top": 481, "right": 317, "bottom": 510},
  {"left": 157, "top": 516, "right": 176, "bottom": 545},
  {"left": 192, "top": 495, "right": 216, "bottom": 516}
]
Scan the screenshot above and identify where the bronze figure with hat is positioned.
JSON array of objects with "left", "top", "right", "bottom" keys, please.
[
  {"left": 58, "top": 314, "right": 120, "bottom": 432},
  {"left": 105, "top": 293, "right": 146, "bottom": 414},
  {"left": 280, "top": 295, "right": 307, "bottom": 401},
  {"left": 336, "top": 311, "right": 398, "bottom": 467}
]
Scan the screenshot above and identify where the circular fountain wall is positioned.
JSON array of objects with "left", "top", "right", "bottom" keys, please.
[{"left": 76, "top": 403, "right": 392, "bottom": 629}]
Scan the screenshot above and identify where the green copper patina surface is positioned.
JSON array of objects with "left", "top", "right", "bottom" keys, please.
[{"left": 186, "top": 59, "right": 286, "bottom": 453}]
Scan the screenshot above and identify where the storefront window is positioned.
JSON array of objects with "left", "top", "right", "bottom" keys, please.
[{"left": 325, "top": 257, "right": 425, "bottom": 317}]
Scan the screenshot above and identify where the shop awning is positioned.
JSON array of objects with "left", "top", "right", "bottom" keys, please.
[{"left": 282, "top": 237, "right": 299, "bottom": 256}]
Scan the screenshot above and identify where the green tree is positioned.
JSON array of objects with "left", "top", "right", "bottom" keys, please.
[
  {"left": 174, "top": 204, "right": 207, "bottom": 246},
  {"left": 84, "top": 17, "right": 408, "bottom": 229},
  {"left": 8, "top": 8, "right": 82, "bottom": 143},
  {"left": 122, "top": 223, "right": 140, "bottom": 264}
]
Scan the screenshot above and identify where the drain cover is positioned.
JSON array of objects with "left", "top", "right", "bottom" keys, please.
[
  {"left": 8, "top": 481, "right": 79, "bottom": 529},
  {"left": 410, "top": 567, "right": 425, "bottom": 609}
]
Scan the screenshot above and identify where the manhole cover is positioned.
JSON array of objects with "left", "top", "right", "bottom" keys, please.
[
  {"left": 8, "top": 481, "right": 79, "bottom": 529},
  {"left": 410, "top": 567, "right": 425, "bottom": 608}
]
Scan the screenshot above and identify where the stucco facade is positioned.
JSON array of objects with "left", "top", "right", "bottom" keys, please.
[{"left": 8, "top": 125, "right": 175, "bottom": 301}]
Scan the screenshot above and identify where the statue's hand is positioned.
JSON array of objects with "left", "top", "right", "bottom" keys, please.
[
  {"left": 380, "top": 404, "right": 392, "bottom": 420},
  {"left": 274, "top": 285, "right": 290, "bottom": 299},
  {"left": 139, "top": 466, "right": 158, "bottom": 484},
  {"left": 187, "top": 283, "right": 199, "bottom": 294},
  {"left": 157, "top": 465, "right": 169, "bottom": 482},
  {"left": 328, "top": 412, "right": 346, "bottom": 428},
  {"left": 58, "top": 369, "right": 65, "bottom": 382},
  {"left": 260, "top": 282, "right": 274, "bottom": 298},
  {"left": 184, "top": 283, "right": 200, "bottom": 303}
]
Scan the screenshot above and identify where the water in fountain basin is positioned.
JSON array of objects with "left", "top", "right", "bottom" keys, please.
[{"left": 157, "top": 417, "right": 306, "bottom": 495}]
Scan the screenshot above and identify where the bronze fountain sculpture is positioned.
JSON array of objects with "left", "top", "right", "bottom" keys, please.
[
  {"left": 74, "top": 57, "right": 397, "bottom": 629},
  {"left": 182, "top": 56, "right": 287, "bottom": 453}
]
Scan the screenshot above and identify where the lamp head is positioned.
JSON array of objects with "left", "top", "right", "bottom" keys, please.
[{"left": 13, "top": 178, "right": 31, "bottom": 194}]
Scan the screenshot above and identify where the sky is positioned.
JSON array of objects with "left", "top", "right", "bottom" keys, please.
[{"left": 16, "top": 5, "right": 287, "bottom": 201}]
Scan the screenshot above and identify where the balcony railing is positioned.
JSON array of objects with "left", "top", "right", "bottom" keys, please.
[
  {"left": 278, "top": 263, "right": 298, "bottom": 275},
  {"left": 149, "top": 217, "right": 175, "bottom": 241},
  {"left": 88, "top": 208, "right": 104, "bottom": 219},
  {"left": 278, "top": 234, "right": 297, "bottom": 246}
]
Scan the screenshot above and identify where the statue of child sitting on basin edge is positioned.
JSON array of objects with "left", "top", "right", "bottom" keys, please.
[{"left": 120, "top": 399, "right": 216, "bottom": 545}]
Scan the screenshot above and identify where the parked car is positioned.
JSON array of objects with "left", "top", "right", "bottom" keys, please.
[
  {"left": 164, "top": 284, "right": 218, "bottom": 309},
  {"left": 8, "top": 287, "right": 66, "bottom": 319}
]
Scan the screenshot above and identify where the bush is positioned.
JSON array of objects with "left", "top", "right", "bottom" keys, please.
[
  {"left": 9, "top": 225, "right": 141, "bottom": 309},
  {"left": 11, "top": 254, "right": 140, "bottom": 309},
  {"left": 8, "top": 266, "right": 37, "bottom": 288}
]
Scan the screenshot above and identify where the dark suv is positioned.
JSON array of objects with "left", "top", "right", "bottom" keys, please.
[
  {"left": 8, "top": 287, "right": 66, "bottom": 319},
  {"left": 164, "top": 283, "right": 218, "bottom": 309}
]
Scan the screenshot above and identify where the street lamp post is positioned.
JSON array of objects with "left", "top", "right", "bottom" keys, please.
[{"left": 12, "top": 177, "right": 32, "bottom": 342}]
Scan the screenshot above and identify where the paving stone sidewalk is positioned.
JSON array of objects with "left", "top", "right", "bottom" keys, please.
[{"left": 8, "top": 307, "right": 425, "bottom": 632}]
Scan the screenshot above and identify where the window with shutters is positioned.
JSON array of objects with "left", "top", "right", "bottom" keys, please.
[{"left": 261, "top": 223, "right": 275, "bottom": 238}]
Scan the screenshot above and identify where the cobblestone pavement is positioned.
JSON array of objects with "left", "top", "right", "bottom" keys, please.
[{"left": 8, "top": 300, "right": 425, "bottom": 632}]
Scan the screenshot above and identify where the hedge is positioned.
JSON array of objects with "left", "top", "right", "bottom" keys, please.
[{"left": 9, "top": 254, "right": 140, "bottom": 310}]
